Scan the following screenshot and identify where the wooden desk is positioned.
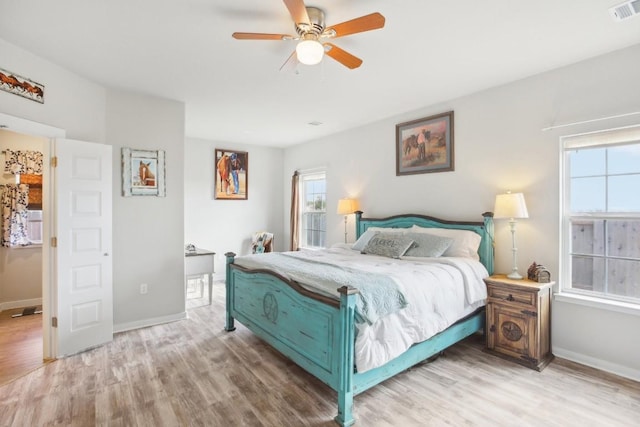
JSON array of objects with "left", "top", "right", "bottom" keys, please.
[{"left": 185, "top": 248, "right": 215, "bottom": 305}]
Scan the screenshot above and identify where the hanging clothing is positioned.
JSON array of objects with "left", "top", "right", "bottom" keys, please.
[{"left": 1, "top": 184, "right": 30, "bottom": 247}]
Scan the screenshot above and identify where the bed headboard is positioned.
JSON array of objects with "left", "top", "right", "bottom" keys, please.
[{"left": 355, "top": 211, "right": 494, "bottom": 275}]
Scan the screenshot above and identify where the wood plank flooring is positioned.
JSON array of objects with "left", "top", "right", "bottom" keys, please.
[
  {"left": 1, "top": 281, "right": 639, "bottom": 426},
  {"left": 0, "top": 307, "right": 45, "bottom": 386}
]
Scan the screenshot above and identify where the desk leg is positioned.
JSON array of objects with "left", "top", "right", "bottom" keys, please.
[{"left": 208, "top": 273, "right": 213, "bottom": 305}]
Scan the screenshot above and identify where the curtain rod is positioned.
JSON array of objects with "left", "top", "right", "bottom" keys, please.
[{"left": 541, "top": 112, "right": 640, "bottom": 132}]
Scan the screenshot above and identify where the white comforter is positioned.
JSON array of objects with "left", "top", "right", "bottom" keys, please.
[{"left": 234, "top": 245, "right": 488, "bottom": 372}]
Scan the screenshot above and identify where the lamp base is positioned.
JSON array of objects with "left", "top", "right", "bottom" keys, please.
[{"left": 507, "top": 271, "right": 523, "bottom": 280}]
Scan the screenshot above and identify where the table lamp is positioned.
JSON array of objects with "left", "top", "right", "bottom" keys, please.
[
  {"left": 494, "top": 191, "right": 529, "bottom": 279},
  {"left": 337, "top": 198, "right": 359, "bottom": 243}
]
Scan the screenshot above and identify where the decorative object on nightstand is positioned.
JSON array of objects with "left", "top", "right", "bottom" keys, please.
[
  {"left": 527, "top": 261, "right": 551, "bottom": 283},
  {"left": 337, "top": 198, "right": 360, "bottom": 243},
  {"left": 493, "top": 191, "right": 529, "bottom": 279},
  {"left": 484, "top": 275, "right": 554, "bottom": 371}
]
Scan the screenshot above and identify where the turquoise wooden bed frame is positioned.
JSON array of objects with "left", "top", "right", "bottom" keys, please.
[{"left": 225, "top": 211, "right": 494, "bottom": 426}]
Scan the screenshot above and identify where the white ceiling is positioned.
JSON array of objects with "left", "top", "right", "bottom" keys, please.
[{"left": 0, "top": 1, "right": 638, "bottom": 147}]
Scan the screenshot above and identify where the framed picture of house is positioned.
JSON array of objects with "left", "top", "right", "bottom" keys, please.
[
  {"left": 214, "top": 148, "right": 248, "bottom": 200},
  {"left": 396, "top": 111, "right": 454, "bottom": 176},
  {"left": 122, "top": 148, "right": 166, "bottom": 197}
]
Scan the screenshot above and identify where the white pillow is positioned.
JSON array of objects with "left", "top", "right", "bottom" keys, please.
[
  {"left": 366, "top": 226, "right": 407, "bottom": 233},
  {"left": 411, "top": 225, "right": 481, "bottom": 260}
]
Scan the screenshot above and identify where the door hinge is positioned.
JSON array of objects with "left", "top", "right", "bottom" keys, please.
[
  {"left": 51, "top": 156, "right": 58, "bottom": 167},
  {"left": 52, "top": 317, "right": 58, "bottom": 328},
  {"left": 521, "top": 309, "right": 537, "bottom": 317},
  {"left": 51, "top": 237, "right": 57, "bottom": 247}
]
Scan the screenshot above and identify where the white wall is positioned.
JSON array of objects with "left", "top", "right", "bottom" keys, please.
[
  {"left": 184, "top": 137, "right": 284, "bottom": 274},
  {"left": 1, "top": 38, "right": 187, "bottom": 332},
  {"left": 283, "top": 43, "right": 640, "bottom": 380},
  {"left": 0, "top": 130, "right": 46, "bottom": 309},
  {"left": 0, "top": 39, "right": 107, "bottom": 142},
  {"left": 106, "top": 89, "right": 186, "bottom": 329}
]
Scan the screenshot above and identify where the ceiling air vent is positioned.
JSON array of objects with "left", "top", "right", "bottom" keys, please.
[{"left": 609, "top": 0, "right": 640, "bottom": 21}]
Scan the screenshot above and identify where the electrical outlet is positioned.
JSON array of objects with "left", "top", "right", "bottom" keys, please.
[{"left": 140, "top": 283, "right": 148, "bottom": 294}]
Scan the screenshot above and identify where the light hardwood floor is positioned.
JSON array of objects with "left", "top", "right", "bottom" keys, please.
[
  {"left": 0, "top": 307, "right": 45, "bottom": 386},
  {"left": 1, "top": 281, "right": 639, "bottom": 426}
]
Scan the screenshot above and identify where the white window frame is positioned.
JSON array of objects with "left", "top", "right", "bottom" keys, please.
[
  {"left": 14, "top": 173, "right": 43, "bottom": 246},
  {"left": 298, "top": 170, "right": 327, "bottom": 249},
  {"left": 559, "top": 124, "right": 640, "bottom": 313}
]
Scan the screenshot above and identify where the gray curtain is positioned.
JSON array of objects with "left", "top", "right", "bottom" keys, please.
[
  {"left": 289, "top": 171, "right": 299, "bottom": 251},
  {"left": 1, "top": 184, "right": 30, "bottom": 247}
]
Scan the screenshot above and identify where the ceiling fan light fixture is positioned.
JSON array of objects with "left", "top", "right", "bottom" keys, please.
[{"left": 296, "top": 39, "right": 324, "bottom": 65}]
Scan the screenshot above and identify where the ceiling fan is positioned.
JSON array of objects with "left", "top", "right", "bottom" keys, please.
[{"left": 232, "top": 0, "right": 385, "bottom": 70}]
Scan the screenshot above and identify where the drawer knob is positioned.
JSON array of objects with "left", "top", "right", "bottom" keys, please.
[{"left": 506, "top": 294, "right": 515, "bottom": 301}]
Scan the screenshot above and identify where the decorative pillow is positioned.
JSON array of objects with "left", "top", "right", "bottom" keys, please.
[
  {"left": 351, "top": 227, "right": 406, "bottom": 251},
  {"left": 411, "top": 225, "right": 481, "bottom": 260},
  {"left": 361, "top": 234, "right": 415, "bottom": 259},
  {"left": 351, "top": 229, "right": 380, "bottom": 251},
  {"left": 403, "top": 232, "right": 454, "bottom": 258}
]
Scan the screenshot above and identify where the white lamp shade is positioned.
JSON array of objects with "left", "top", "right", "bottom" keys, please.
[
  {"left": 494, "top": 192, "right": 529, "bottom": 219},
  {"left": 337, "top": 198, "right": 359, "bottom": 215},
  {"left": 296, "top": 40, "right": 324, "bottom": 65}
]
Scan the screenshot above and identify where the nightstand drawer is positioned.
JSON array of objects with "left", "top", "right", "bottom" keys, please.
[{"left": 487, "top": 287, "right": 535, "bottom": 307}]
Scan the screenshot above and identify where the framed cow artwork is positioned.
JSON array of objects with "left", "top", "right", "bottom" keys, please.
[
  {"left": 214, "top": 148, "right": 248, "bottom": 200},
  {"left": 396, "top": 111, "right": 454, "bottom": 176},
  {"left": 122, "top": 148, "right": 166, "bottom": 196}
]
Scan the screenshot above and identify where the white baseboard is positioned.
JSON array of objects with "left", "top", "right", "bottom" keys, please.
[
  {"left": 0, "top": 298, "right": 43, "bottom": 311},
  {"left": 553, "top": 346, "right": 640, "bottom": 382},
  {"left": 114, "top": 311, "right": 188, "bottom": 334}
]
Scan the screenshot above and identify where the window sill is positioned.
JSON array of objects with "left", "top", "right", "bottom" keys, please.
[
  {"left": 554, "top": 292, "right": 640, "bottom": 317},
  {"left": 10, "top": 243, "right": 42, "bottom": 249}
]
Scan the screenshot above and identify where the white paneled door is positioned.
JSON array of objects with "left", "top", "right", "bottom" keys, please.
[{"left": 54, "top": 139, "right": 113, "bottom": 356}]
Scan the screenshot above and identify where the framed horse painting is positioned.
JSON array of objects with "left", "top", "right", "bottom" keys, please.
[
  {"left": 396, "top": 111, "right": 454, "bottom": 176},
  {"left": 214, "top": 148, "right": 248, "bottom": 200},
  {"left": 122, "top": 148, "right": 166, "bottom": 196},
  {"left": 0, "top": 67, "right": 45, "bottom": 104}
]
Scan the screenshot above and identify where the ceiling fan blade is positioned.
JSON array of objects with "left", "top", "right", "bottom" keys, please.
[
  {"left": 283, "top": 0, "right": 310, "bottom": 25},
  {"left": 325, "top": 12, "right": 385, "bottom": 38},
  {"left": 279, "top": 50, "right": 300, "bottom": 73},
  {"left": 232, "top": 32, "right": 291, "bottom": 40},
  {"left": 324, "top": 43, "right": 363, "bottom": 69}
]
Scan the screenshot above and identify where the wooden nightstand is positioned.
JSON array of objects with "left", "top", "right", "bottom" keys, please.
[{"left": 484, "top": 274, "right": 554, "bottom": 371}]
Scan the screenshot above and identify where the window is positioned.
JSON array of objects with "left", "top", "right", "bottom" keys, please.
[
  {"left": 299, "top": 171, "right": 326, "bottom": 249},
  {"left": 17, "top": 173, "right": 43, "bottom": 245},
  {"left": 561, "top": 126, "right": 640, "bottom": 305}
]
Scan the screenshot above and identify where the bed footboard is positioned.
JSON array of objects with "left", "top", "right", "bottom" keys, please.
[
  {"left": 225, "top": 252, "right": 359, "bottom": 426},
  {"left": 224, "top": 246, "right": 485, "bottom": 426}
]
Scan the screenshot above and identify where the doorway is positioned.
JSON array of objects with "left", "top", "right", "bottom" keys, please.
[
  {"left": 0, "top": 128, "right": 48, "bottom": 385},
  {"left": 0, "top": 112, "right": 115, "bottom": 378}
]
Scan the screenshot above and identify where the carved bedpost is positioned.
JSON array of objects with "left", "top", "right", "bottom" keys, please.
[
  {"left": 482, "top": 212, "right": 495, "bottom": 275},
  {"left": 224, "top": 252, "right": 237, "bottom": 332},
  {"left": 335, "top": 285, "right": 359, "bottom": 427},
  {"left": 354, "top": 210, "right": 364, "bottom": 240}
]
